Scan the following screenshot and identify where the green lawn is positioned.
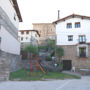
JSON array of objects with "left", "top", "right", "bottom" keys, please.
[{"left": 9, "top": 69, "right": 80, "bottom": 81}]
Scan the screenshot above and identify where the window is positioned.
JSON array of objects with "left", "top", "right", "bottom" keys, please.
[
  {"left": 26, "top": 37, "right": 28, "bottom": 40},
  {"left": 0, "top": 24, "right": 1, "bottom": 29},
  {"left": 79, "top": 35, "right": 86, "bottom": 44},
  {"left": 21, "top": 37, "right": 23, "bottom": 41},
  {"left": 0, "top": 37, "right": 1, "bottom": 43},
  {"left": 68, "top": 35, "right": 73, "bottom": 41},
  {"left": 21, "top": 31, "right": 24, "bottom": 34},
  {"left": 9, "top": 0, "right": 13, "bottom": 5},
  {"left": 67, "top": 23, "right": 72, "bottom": 28},
  {"left": 14, "top": 16, "right": 16, "bottom": 21},
  {"left": 26, "top": 31, "right": 29, "bottom": 34},
  {"left": 14, "top": 14, "right": 16, "bottom": 21},
  {"left": 75, "top": 22, "right": 80, "bottom": 28},
  {"left": 79, "top": 47, "right": 86, "bottom": 57}
]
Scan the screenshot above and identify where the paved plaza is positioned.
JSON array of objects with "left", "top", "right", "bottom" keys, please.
[{"left": 0, "top": 76, "right": 90, "bottom": 90}]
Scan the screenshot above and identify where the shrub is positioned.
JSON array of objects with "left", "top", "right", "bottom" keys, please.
[{"left": 46, "top": 55, "right": 52, "bottom": 61}]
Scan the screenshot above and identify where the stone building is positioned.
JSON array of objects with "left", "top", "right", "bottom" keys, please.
[
  {"left": 53, "top": 14, "right": 90, "bottom": 71},
  {"left": 0, "top": 0, "right": 22, "bottom": 80},
  {"left": 33, "top": 23, "right": 56, "bottom": 45}
]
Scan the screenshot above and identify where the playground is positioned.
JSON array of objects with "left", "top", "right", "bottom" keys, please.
[
  {"left": 10, "top": 44, "right": 80, "bottom": 81},
  {"left": 10, "top": 49, "right": 80, "bottom": 81}
]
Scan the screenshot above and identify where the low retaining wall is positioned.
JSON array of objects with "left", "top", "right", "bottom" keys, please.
[{"left": 0, "top": 50, "right": 22, "bottom": 81}]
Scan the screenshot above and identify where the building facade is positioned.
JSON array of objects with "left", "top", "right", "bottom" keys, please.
[
  {"left": 0, "top": 0, "right": 22, "bottom": 80},
  {"left": 33, "top": 23, "right": 56, "bottom": 45},
  {"left": 54, "top": 14, "right": 90, "bottom": 71},
  {"left": 18, "top": 30, "right": 40, "bottom": 49},
  {"left": 18, "top": 30, "right": 40, "bottom": 60}
]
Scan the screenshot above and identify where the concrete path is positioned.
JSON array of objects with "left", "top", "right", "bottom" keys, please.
[{"left": 0, "top": 76, "right": 90, "bottom": 90}]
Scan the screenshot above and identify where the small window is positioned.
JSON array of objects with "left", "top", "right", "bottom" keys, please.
[
  {"left": 21, "top": 31, "right": 24, "bottom": 34},
  {"left": 75, "top": 22, "right": 80, "bottom": 28},
  {"left": 21, "top": 37, "right": 23, "bottom": 41},
  {"left": 14, "top": 14, "right": 16, "bottom": 21},
  {"left": 67, "top": 23, "right": 72, "bottom": 28},
  {"left": 68, "top": 35, "right": 73, "bottom": 41},
  {"left": 26, "top": 31, "right": 29, "bottom": 34},
  {"left": 79, "top": 47, "right": 86, "bottom": 57},
  {"left": 0, "top": 37, "right": 1, "bottom": 43}
]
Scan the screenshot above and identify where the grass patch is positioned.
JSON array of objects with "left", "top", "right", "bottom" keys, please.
[{"left": 9, "top": 69, "right": 80, "bottom": 81}]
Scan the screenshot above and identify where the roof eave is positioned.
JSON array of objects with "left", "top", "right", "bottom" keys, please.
[{"left": 12, "top": 0, "right": 23, "bottom": 22}]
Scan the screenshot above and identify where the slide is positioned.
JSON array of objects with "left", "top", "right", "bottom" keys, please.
[{"left": 36, "top": 61, "right": 46, "bottom": 74}]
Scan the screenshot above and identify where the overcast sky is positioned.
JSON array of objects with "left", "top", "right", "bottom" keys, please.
[{"left": 17, "top": 0, "right": 90, "bottom": 30}]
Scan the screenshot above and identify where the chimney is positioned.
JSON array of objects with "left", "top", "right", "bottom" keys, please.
[{"left": 58, "top": 10, "right": 60, "bottom": 19}]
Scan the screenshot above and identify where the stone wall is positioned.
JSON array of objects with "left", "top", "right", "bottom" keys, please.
[
  {"left": 59, "top": 44, "right": 90, "bottom": 71},
  {"left": 0, "top": 50, "right": 22, "bottom": 81},
  {"left": 33, "top": 23, "right": 56, "bottom": 45}
]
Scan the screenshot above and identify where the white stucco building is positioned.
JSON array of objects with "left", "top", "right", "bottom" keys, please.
[
  {"left": 18, "top": 30, "right": 40, "bottom": 48},
  {"left": 0, "top": 0, "right": 22, "bottom": 80},
  {"left": 53, "top": 14, "right": 90, "bottom": 71},
  {"left": 0, "top": 0, "right": 22, "bottom": 54}
]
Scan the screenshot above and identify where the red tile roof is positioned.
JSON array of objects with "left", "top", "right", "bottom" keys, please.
[{"left": 53, "top": 14, "right": 90, "bottom": 24}]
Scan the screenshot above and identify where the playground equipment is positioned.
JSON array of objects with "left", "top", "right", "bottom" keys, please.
[
  {"left": 36, "top": 61, "right": 46, "bottom": 74},
  {"left": 25, "top": 55, "right": 46, "bottom": 77}
]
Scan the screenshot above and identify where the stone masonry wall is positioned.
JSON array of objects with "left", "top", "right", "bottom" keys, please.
[
  {"left": 59, "top": 45, "right": 90, "bottom": 71},
  {"left": 0, "top": 50, "right": 22, "bottom": 81}
]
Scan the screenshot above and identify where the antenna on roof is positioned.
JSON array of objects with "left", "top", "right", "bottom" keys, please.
[{"left": 58, "top": 10, "right": 60, "bottom": 19}]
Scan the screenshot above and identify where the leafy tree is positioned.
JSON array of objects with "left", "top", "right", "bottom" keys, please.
[
  {"left": 56, "top": 46, "right": 64, "bottom": 62},
  {"left": 46, "top": 55, "right": 52, "bottom": 61},
  {"left": 46, "top": 39, "right": 55, "bottom": 51},
  {"left": 24, "top": 44, "right": 38, "bottom": 59},
  {"left": 38, "top": 39, "right": 55, "bottom": 53}
]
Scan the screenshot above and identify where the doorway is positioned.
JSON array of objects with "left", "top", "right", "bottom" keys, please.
[{"left": 62, "top": 60, "right": 72, "bottom": 70}]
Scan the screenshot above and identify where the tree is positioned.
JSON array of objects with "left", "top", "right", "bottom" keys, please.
[
  {"left": 56, "top": 46, "right": 64, "bottom": 63},
  {"left": 24, "top": 44, "right": 38, "bottom": 59},
  {"left": 38, "top": 39, "right": 55, "bottom": 53},
  {"left": 46, "top": 39, "right": 55, "bottom": 52}
]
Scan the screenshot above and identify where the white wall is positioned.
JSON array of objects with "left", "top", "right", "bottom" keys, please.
[
  {"left": 56, "top": 18, "right": 90, "bottom": 45},
  {"left": 18, "top": 31, "right": 39, "bottom": 43},
  {"left": 0, "top": 0, "right": 21, "bottom": 55},
  {"left": 0, "top": 26, "right": 20, "bottom": 55},
  {"left": 0, "top": 0, "right": 19, "bottom": 28}
]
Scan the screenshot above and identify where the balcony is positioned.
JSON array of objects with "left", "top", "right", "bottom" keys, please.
[
  {"left": 78, "top": 36, "right": 86, "bottom": 44},
  {"left": 79, "top": 53, "right": 86, "bottom": 58},
  {"left": 78, "top": 38, "right": 86, "bottom": 44},
  {"left": 79, "top": 40, "right": 86, "bottom": 44}
]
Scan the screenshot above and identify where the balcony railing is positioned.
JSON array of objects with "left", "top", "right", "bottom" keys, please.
[
  {"left": 79, "top": 53, "right": 86, "bottom": 58},
  {"left": 79, "top": 41, "right": 86, "bottom": 44},
  {"left": 78, "top": 39, "right": 86, "bottom": 44}
]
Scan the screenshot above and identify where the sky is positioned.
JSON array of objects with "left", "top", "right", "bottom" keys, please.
[{"left": 17, "top": 0, "right": 90, "bottom": 30}]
